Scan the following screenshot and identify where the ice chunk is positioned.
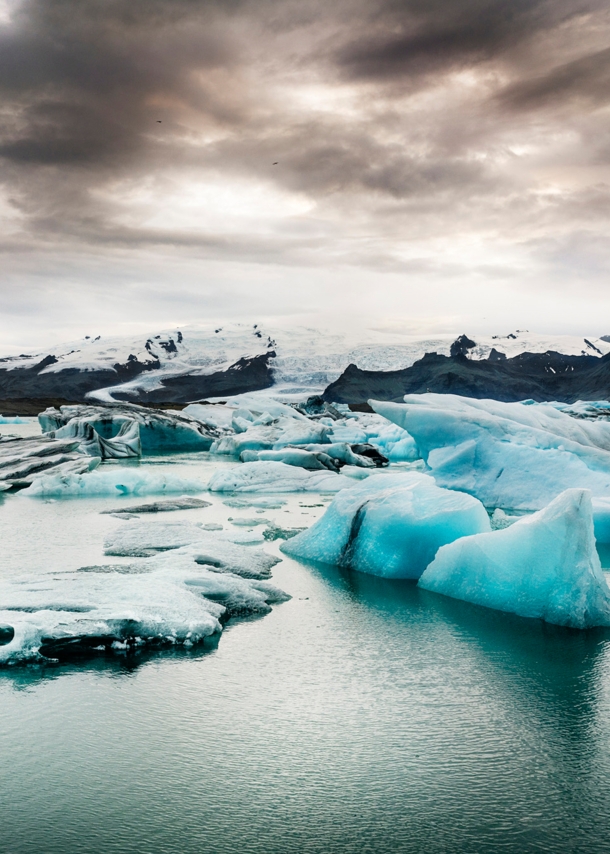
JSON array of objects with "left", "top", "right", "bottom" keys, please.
[
  {"left": 372, "top": 394, "right": 610, "bottom": 514},
  {"left": 0, "top": 539, "right": 288, "bottom": 664},
  {"left": 182, "top": 402, "right": 237, "bottom": 430},
  {"left": 240, "top": 448, "right": 339, "bottom": 471},
  {"left": 419, "top": 489, "right": 610, "bottom": 628},
  {"left": 300, "top": 442, "right": 388, "bottom": 468},
  {"left": 222, "top": 496, "right": 286, "bottom": 508},
  {"left": 211, "top": 425, "right": 280, "bottom": 455},
  {"left": 101, "top": 497, "right": 211, "bottom": 514},
  {"left": 22, "top": 467, "right": 206, "bottom": 498},
  {"left": 207, "top": 461, "right": 353, "bottom": 493},
  {"left": 282, "top": 472, "right": 490, "bottom": 578},
  {"left": 0, "top": 434, "right": 100, "bottom": 489}
]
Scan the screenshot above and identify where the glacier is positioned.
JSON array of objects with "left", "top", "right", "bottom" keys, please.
[
  {"left": 281, "top": 472, "right": 490, "bottom": 578},
  {"left": 419, "top": 489, "right": 610, "bottom": 629}
]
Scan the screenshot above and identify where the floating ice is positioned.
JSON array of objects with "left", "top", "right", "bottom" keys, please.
[
  {"left": 40, "top": 403, "right": 216, "bottom": 454},
  {"left": 207, "top": 461, "right": 353, "bottom": 493},
  {"left": 240, "top": 448, "right": 340, "bottom": 471},
  {"left": 419, "top": 489, "right": 610, "bottom": 628},
  {"left": 104, "top": 520, "right": 281, "bottom": 576},
  {"left": 101, "top": 497, "right": 211, "bottom": 514},
  {"left": 0, "top": 435, "right": 100, "bottom": 489},
  {"left": 0, "top": 540, "right": 288, "bottom": 664},
  {"left": 282, "top": 472, "right": 490, "bottom": 578},
  {"left": 372, "top": 395, "right": 610, "bottom": 514},
  {"left": 49, "top": 417, "right": 141, "bottom": 459},
  {"left": 22, "top": 467, "right": 206, "bottom": 498}
]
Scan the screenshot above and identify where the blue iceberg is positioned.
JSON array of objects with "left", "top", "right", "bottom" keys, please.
[
  {"left": 281, "top": 472, "right": 490, "bottom": 578},
  {"left": 419, "top": 488, "right": 610, "bottom": 628}
]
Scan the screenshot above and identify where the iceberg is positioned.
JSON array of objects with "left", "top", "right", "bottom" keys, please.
[
  {"left": 419, "top": 489, "right": 610, "bottom": 628},
  {"left": 281, "top": 472, "right": 490, "bottom": 578},
  {"left": 52, "top": 418, "right": 142, "bottom": 459},
  {"left": 207, "top": 461, "right": 353, "bottom": 493},
  {"left": 40, "top": 403, "right": 217, "bottom": 454},
  {"left": 240, "top": 448, "right": 339, "bottom": 471},
  {"left": 101, "top": 497, "right": 211, "bottom": 514},
  {"left": 372, "top": 394, "right": 610, "bottom": 513}
]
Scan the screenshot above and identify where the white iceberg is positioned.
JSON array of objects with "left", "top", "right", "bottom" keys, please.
[
  {"left": 207, "top": 461, "right": 353, "bottom": 493},
  {"left": 240, "top": 448, "right": 342, "bottom": 471},
  {"left": 40, "top": 403, "right": 216, "bottom": 454},
  {"left": 281, "top": 472, "right": 490, "bottom": 578},
  {"left": 419, "top": 489, "right": 610, "bottom": 628}
]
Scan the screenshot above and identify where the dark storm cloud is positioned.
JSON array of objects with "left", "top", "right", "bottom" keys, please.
[
  {"left": 0, "top": 0, "right": 243, "bottom": 166},
  {"left": 497, "top": 46, "right": 610, "bottom": 111},
  {"left": 335, "top": 0, "right": 589, "bottom": 80}
]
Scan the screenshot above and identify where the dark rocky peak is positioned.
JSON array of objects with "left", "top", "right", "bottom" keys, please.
[
  {"left": 33, "top": 354, "right": 58, "bottom": 372},
  {"left": 450, "top": 335, "right": 477, "bottom": 359},
  {"left": 488, "top": 348, "right": 507, "bottom": 362}
]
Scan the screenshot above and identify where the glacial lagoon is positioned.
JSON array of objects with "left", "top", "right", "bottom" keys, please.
[{"left": 2, "top": 435, "right": 610, "bottom": 853}]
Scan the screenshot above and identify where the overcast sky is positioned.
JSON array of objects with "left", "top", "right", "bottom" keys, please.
[{"left": 1, "top": 0, "right": 610, "bottom": 351}]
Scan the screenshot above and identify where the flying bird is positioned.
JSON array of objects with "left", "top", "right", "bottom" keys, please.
[
  {"left": 157, "top": 120, "right": 162, "bottom": 123},
  {"left": 272, "top": 161, "right": 278, "bottom": 165}
]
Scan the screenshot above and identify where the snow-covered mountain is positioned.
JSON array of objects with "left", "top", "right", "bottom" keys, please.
[{"left": 1, "top": 323, "right": 609, "bottom": 404}]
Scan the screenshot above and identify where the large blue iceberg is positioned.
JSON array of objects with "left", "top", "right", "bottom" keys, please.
[
  {"left": 372, "top": 395, "right": 610, "bottom": 540},
  {"left": 419, "top": 488, "right": 610, "bottom": 628},
  {"left": 281, "top": 472, "right": 490, "bottom": 578}
]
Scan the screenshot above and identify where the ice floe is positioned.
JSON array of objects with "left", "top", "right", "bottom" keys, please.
[
  {"left": 0, "top": 524, "right": 287, "bottom": 664},
  {"left": 0, "top": 435, "right": 100, "bottom": 490},
  {"left": 101, "top": 497, "right": 211, "bottom": 514},
  {"left": 419, "top": 489, "right": 610, "bottom": 628},
  {"left": 22, "top": 468, "right": 207, "bottom": 498},
  {"left": 282, "top": 472, "right": 490, "bottom": 578}
]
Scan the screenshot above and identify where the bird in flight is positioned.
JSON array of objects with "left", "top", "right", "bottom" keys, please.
[
  {"left": 272, "top": 161, "right": 278, "bottom": 165},
  {"left": 157, "top": 120, "right": 162, "bottom": 123}
]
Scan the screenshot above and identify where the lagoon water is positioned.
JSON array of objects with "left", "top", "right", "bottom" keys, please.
[{"left": 2, "top": 434, "right": 610, "bottom": 853}]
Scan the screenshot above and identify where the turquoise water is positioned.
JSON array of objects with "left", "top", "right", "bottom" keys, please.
[{"left": 2, "top": 448, "right": 610, "bottom": 852}]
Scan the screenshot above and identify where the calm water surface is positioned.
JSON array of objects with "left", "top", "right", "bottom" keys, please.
[{"left": 1, "top": 441, "right": 610, "bottom": 853}]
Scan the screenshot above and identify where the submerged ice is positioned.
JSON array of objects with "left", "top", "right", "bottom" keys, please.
[{"left": 419, "top": 489, "right": 610, "bottom": 628}]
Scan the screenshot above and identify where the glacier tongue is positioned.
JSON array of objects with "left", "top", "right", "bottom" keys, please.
[
  {"left": 281, "top": 472, "right": 490, "bottom": 579},
  {"left": 419, "top": 489, "right": 610, "bottom": 628}
]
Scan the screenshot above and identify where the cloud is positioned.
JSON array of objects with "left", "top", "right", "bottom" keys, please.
[{"left": 0, "top": 0, "right": 609, "bottom": 345}]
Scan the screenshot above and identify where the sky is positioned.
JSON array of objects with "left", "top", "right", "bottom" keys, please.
[{"left": 1, "top": 0, "right": 610, "bottom": 351}]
